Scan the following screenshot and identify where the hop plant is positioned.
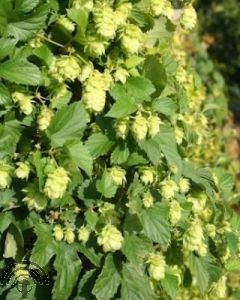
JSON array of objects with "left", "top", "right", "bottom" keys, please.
[
  {"left": 78, "top": 63, "right": 93, "bottom": 82},
  {"left": 23, "top": 196, "right": 47, "bottom": 212},
  {"left": 0, "top": 162, "right": 12, "bottom": 189},
  {"left": 131, "top": 114, "right": 148, "bottom": 141},
  {"left": 82, "top": 70, "right": 112, "bottom": 113},
  {"left": 142, "top": 192, "right": 154, "bottom": 208},
  {"left": 12, "top": 91, "right": 33, "bottom": 115},
  {"left": 147, "top": 115, "right": 162, "bottom": 138},
  {"left": 83, "top": 87, "right": 106, "bottom": 113},
  {"left": 121, "top": 24, "right": 145, "bottom": 54},
  {"left": 114, "top": 67, "right": 129, "bottom": 83},
  {"left": 0, "top": 0, "right": 238, "bottom": 299},
  {"left": 15, "top": 162, "right": 30, "bottom": 179},
  {"left": 161, "top": 179, "right": 179, "bottom": 200},
  {"left": 29, "top": 34, "right": 43, "bottom": 48},
  {"left": 72, "top": 0, "right": 93, "bottom": 11},
  {"left": 44, "top": 167, "right": 70, "bottom": 200},
  {"left": 78, "top": 226, "right": 91, "bottom": 243},
  {"left": 150, "top": 0, "right": 173, "bottom": 19},
  {"left": 115, "top": 117, "right": 129, "bottom": 139},
  {"left": 93, "top": 2, "right": 116, "bottom": 39},
  {"left": 211, "top": 276, "right": 228, "bottom": 299},
  {"left": 181, "top": 5, "right": 198, "bottom": 31},
  {"left": 85, "top": 35, "right": 107, "bottom": 57},
  {"left": 148, "top": 252, "right": 166, "bottom": 281},
  {"left": 97, "top": 224, "right": 123, "bottom": 252},
  {"left": 50, "top": 56, "right": 81, "bottom": 82},
  {"left": 169, "top": 200, "right": 182, "bottom": 225},
  {"left": 64, "top": 226, "right": 75, "bottom": 244},
  {"left": 179, "top": 177, "right": 190, "bottom": 194},
  {"left": 175, "top": 126, "right": 184, "bottom": 144},
  {"left": 183, "top": 219, "right": 207, "bottom": 256},
  {"left": 188, "top": 193, "right": 207, "bottom": 215},
  {"left": 37, "top": 107, "right": 53, "bottom": 131},
  {"left": 140, "top": 167, "right": 156, "bottom": 185},
  {"left": 53, "top": 225, "right": 64, "bottom": 241},
  {"left": 110, "top": 166, "right": 126, "bottom": 186},
  {"left": 115, "top": 3, "right": 132, "bottom": 26},
  {"left": 58, "top": 16, "right": 75, "bottom": 32},
  {"left": 206, "top": 224, "right": 216, "bottom": 239}
]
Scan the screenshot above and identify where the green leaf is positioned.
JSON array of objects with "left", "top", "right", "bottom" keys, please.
[
  {"left": 126, "top": 151, "right": 148, "bottom": 166},
  {"left": 0, "top": 2, "right": 49, "bottom": 41},
  {"left": 85, "top": 210, "right": 98, "bottom": 230},
  {"left": 0, "top": 189, "right": 16, "bottom": 208},
  {"left": 155, "top": 125, "right": 182, "bottom": 171},
  {"left": 121, "top": 263, "right": 155, "bottom": 300},
  {"left": 33, "top": 45, "right": 54, "bottom": 66},
  {"left": 96, "top": 170, "right": 118, "bottom": 198},
  {"left": 0, "top": 211, "right": 14, "bottom": 233},
  {"left": 124, "top": 77, "right": 156, "bottom": 102},
  {"left": 111, "top": 143, "right": 130, "bottom": 164},
  {"left": 145, "top": 17, "right": 172, "bottom": 48},
  {"left": 206, "top": 258, "right": 222, "bottom": 283},
  {"left": 0, "top": 60, "right": 41, "bottom": 85},
  {"left": 143, "top": 56, "right": 167, "bottom": 94},
  {"left": 0, "top": 38, "right": 17, "bottom": 60},
  {"left": 86, "top": 133, "right": 114, "bottom": 159},
  {"left": 76, "top": 269, "right": 97, "bottom": 300},
  {"left": 14, "top": 0, "right": 40, "bottom": 13},
  {"left": 152, "top": 97, "right": 178, "bottom": 116},
  {"left": 67, "top": 8, "right": 88, "bottom": 35},
  {"left": 93, "top": 254, "right": 121, "bottom": 300},
  {"left": 122, "top": 233, "right": 151, "bottom": 266},
  {"left": 125, "top": 56, "right": 145, "bottom": 69},
  {"left": 106, "top": 96, "right": 138, "bottom": 118},
  {"left": 214, "top": 168, "right": 234, "bottom": 196},
  {"left": 0, "top": 121, "right": 21, "bottom": 158},
  {"left": 47, "top": 102, "right": 88, "bottom": 147},
  {"left": 189, "top": 254, "right": 210, "bottom": 293},
  {"left": 183, "top": 162, "right": 215, "bottom": 197},
  {"left": 140, "top": 205, "right": 171, "bottom": 246},
  {"left": 31, "top": 223, "right": 58, "bottom": 267},
  {"left": 225, "top": 259, "right": 240, "bottom": 272},
  {"left": 161, "top": 273, "right": 179, "bottom": 299},
  {"left": 0, "top": 83, "right": 12, "bottom": 106},
  {"left": 53, "top": 244, "right": 82, "bottom": 300},
  {"left": 66, "top": 140, "right": 93, "bottom": 176},
  {"left": 226, "top": 232, "right": 239, "bottom": 256},
  {"left": 110, "top": 77, "right": 155, "bottom": 104},
  {"left": 51, "top": 89, "right": 72, "bottom": 110},
  {"left": 138, "top": 138, "right": 161, "bottom": 165},
  {"left": 162, "top": 54, "right": 178, "bottom": 76},
  {"left": 77, "top": 244, "right": 102, "bottom": 267}
]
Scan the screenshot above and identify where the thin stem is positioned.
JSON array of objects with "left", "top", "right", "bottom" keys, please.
[
  {"left": 37, "top": 34, "right": 65, "bottom": 48},
  {"left": 75, "top": 53, "right": 89, "bottom": 65}
]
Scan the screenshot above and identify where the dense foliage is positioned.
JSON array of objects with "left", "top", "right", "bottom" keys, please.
[{"left": 0, "top": 0, "right": 239, "bottom": 299}]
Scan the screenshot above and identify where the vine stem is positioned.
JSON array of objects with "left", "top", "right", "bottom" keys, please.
[{"left": 37, "top": 34, "right": 65, "bottom": 48}]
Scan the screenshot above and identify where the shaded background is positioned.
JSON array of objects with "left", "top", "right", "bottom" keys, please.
[{"left": 196, "top": 0, "right": 240, "bottom": 118}]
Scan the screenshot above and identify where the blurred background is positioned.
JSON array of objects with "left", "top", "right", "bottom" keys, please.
[
  {"left": 196, "top": 1, "right": 240, "bottom": 298},
  {"left": 196, "top": 0, "right": 240, "bottom": 117}
]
